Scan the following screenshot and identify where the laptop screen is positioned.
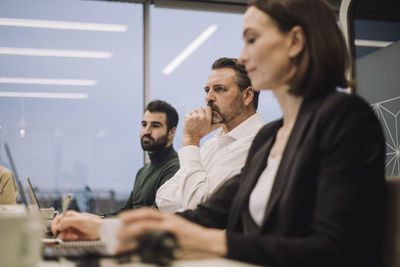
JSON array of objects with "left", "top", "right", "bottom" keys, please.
[{"left": 27, "top": 176, "right": 41, "bottom": 210}]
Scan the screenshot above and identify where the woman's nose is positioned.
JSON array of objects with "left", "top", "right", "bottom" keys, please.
[{"left": 238, "top": 47, "right": 248, "bottom": 65}]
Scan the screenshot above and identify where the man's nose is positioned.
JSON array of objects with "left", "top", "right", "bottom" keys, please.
[
  {"left": 205, "top": 90, "right": 216, "bottom": 103},
  {"left": 143, "top": 125, "right": 151, "bottom": 134}
]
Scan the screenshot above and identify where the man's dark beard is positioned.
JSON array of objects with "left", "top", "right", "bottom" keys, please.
[{"left": 141, "top": 133, "right": 169, "bottom": 152}]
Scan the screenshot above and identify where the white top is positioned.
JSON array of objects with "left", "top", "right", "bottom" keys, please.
[
  {"left": 156, "top": 113, "right": 265, "bottom": 213},
  {"left": 249, "top": 155, "right": 282, "bottom": 226}
]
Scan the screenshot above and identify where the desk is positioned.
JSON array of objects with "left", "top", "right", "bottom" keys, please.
[{"left": 39, "top": 258, "right": 260, "bottom": 267}]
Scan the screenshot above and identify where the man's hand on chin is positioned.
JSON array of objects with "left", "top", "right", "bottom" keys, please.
[{"left": 182, "top": 106, "right": 220, "bottom": 146}]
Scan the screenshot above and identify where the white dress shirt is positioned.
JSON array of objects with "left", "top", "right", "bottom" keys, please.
[{"left": 156, "top": 112, "right": 265, "bottom": 213}]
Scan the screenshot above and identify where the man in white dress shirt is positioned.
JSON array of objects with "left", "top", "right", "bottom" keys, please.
[{"left": 156, "top": 57, "right": 264, "bottom": 213}]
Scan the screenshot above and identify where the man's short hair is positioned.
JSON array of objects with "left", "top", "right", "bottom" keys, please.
[
  {"left": 211, "top": 57, "right": 259, "bottom": 110},
  {"left": 145, "top": 100, "right": 179, "bottom": 131}
]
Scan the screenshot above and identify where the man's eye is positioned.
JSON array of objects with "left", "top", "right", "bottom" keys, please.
[
  {"left": 215, "top": 87, "right": 224, "bottom": 92},
  {"left": 204, "top": 88, "right": 209, "bottom": 93}
]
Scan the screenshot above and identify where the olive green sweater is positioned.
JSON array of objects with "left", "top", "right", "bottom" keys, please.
[{"left": 106, "top": 146, "right": 179, "bottom": 216}]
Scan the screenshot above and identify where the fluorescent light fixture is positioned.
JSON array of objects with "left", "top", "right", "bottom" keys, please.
[
  {"left": 0, "top": 18, "right": 127, "bottom": 32},
  {"left": 0, "top": 77, "right": 96, "bottom": 86},
  {"left": 0, "top": 92, "right": 88, "bottom": 99},
  {"left": 0, "top": 47, "right": 112, "bottom": 58},
  {"left": 163, "top": 24, "right": 218, "bottom": 75},
  {"left": 355, "top": 39, "right": 393, "bottom": 48}
]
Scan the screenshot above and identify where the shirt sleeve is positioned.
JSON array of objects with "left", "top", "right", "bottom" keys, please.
[
  {"left": 156, "top": 168, "right": 185, "bottom": 213},
  {"left": 104, "top": 169, "right": 142, "bottom": 217},
  {"left": 104, "top": 183, "right": 135, "bottom": 217},
  {"left": 157, "top": 128, "right": 257, "bottom": 213},
  {"left": 156, "top": 145, "right": 205, "bottom": 213},
  {"left": 181, "top": 139, "right": 257, "bottom": 211}
]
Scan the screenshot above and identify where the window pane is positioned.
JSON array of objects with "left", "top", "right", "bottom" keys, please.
[
  {"left": 150, "top": 7, "right": 282, "bottom": 148},
  {"left": 0, "top": 0, "right": 143, "bottom": 212}
]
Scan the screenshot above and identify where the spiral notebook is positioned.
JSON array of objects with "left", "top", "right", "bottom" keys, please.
[{"left": 42, "top": 238, "right": 109, "bottom": 258}]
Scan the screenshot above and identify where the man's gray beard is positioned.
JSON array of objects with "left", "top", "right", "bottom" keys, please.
[
  {"left": 211, "top": 111, "right": 224, "bottom": 124},
  {"left": 210, "top": 95, "right": 244, "bottom": 124}
]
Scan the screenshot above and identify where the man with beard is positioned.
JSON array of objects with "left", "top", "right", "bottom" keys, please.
[
  {"left": 105, "top": 100, "right": 179, "bottom": 216},
  {"left": 156, "top": 57, "right": 264, "bottom": 213}
]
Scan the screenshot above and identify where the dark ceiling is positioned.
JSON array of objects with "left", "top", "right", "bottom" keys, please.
[
  {"left": 354, "top": 0, "right": 400, "bottom": 22},
  {"left": 101, "top": 0, "right": 400, "bottom": 21},
  {"left": 159, "top": 0, "right": 400, "bottom": 21}
]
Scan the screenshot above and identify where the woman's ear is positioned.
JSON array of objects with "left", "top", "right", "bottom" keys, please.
[{"left": 288, "top": 25, "right": 306, "bottom": 58}]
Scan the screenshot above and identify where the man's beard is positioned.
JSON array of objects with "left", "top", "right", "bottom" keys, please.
[
  {"left": 208, "top": 94, "right": 244, "bottom": 124},
  {"left": 140, "top": 133, "right": 169, "bottom": 152}
]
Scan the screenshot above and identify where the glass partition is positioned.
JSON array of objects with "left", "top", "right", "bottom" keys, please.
[{"left": 0, "top": 0, "right": 143, "bottom": 212}]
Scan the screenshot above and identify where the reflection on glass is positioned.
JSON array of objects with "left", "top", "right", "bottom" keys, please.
[{"left": 0, "top": 0, "right": 143, "bottom": 213}]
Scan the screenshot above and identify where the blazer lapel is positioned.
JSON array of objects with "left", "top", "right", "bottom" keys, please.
[
  {"left": 227, "top": 121, "right": 281, "bottom": 230},
  {"left": 261, "top": 97, "right": 320, "bottom": 228}
]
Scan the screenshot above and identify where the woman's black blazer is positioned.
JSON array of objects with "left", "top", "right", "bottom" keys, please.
[{"left": 180, "top": 92, "right": 386, "bottom": 267}]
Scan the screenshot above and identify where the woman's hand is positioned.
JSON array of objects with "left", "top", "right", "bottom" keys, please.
[
  {"left": 51, "top": 210, "right": 103, "bottom": 240},
  {"left": 116, "top": 208, "right": 227, "bottom": 258}
]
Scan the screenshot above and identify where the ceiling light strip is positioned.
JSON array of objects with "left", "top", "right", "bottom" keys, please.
[
  {"left": 0, "top": 18, "right": 127, "bottom": 32},
  {"left": 163, "top": 24, "right": 218, "bottom": 75},
  {"left": 0, "top": 47, "right": 112, "bottom": 58},
  {"left": 355, "top": 39, "right": 393, "bottom": 48},
  {"left": 0, "top": 77, "right": 96, "bottom": 86},
  {"left": 0, "top": 91, "right": 88, "bottom": 99}
]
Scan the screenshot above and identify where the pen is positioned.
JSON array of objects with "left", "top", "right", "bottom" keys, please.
[{"left": 55, "top": 193, "right": 73, "bottom": 238}]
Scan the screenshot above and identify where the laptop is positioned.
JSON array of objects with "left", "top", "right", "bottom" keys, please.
[
  {"left": 3, "top": 142, "right": 109, "bottom": 258},
  {"left": 26, "top": 176, "right": 41, "bottom": 210},
  {"left": 3, "top": 143, "right": 175, "bottom": 264}
]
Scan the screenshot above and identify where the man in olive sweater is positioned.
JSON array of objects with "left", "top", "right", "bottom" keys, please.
[{"left": 106, "top": 100, "right": 179, "bottom": 216}]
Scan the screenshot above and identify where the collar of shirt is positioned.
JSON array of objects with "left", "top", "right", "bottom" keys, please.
[{"left": 214, "top": 112, "right": 264, "bottom": 141}]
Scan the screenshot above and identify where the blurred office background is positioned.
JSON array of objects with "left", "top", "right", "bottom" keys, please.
[{"left": 0, "top": 0, "right": 398, "bottom": 213}]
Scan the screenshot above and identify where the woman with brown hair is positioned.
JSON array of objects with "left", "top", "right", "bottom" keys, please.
[{"left": 53, "top": 1, "right": 385, "bottom": 266}]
